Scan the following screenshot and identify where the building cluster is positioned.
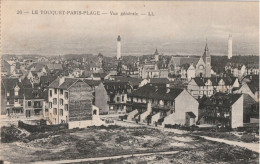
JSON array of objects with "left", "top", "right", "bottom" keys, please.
[{"left": 1, "top": 35, "right": 259, "bottom": 129}]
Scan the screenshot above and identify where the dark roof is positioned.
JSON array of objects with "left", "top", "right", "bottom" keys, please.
[
  {"left": 114, "top": 77, "right": 142, "bottom": 87},
  {"left": 1, "top": 78, "right": 24, "bottom": 99},
  {"left": 83, "top": 80, "right": 102, "bottom": 87},
  {"left": 92, "top": 73, "right": 107, "bottom": 78},
  {"left": 192, "top": 76, "right": 237, "bottom": 86},
  {"left": 149, "top": 78, "right": 169, "bottom": 84},
  {"left": 247, "top": 81, "right": 259, "bottom": 94},
  {"left": 129, "top": 84, "right": 183, "bottom": 101},
  {"left": 200, "top": 92, "right": 242, "bottom": 108},
  {"left": 24, "top": 88, "right": 44, "bottom": 99},
  {"left": 40, "top": 75, "right": 58, "bottom": 87},
  {"left": 48, "top": 78, "right": 79, "bottom": 89}
]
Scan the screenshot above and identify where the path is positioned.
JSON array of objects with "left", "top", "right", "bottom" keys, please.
[
  {"left": 32, "top": 151, "right": 179, "bottom": 164},
  {"left": 201, "top": 136, "right": 259, "bottom": 153}
]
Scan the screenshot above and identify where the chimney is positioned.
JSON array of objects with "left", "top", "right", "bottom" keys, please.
[
  {"left": 166, "top": 83, "right": 170, "bottom": 93},
  {"left": 59, "top": 76, "right": 65, "bottom": 86}
]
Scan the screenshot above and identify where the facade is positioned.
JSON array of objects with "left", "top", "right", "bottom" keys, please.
[
  {"left": 198, "top": 93, "right": 243, "bottom": 129},
  {"left": 103, "top": 81, "right": 132, "bottom": 114},
  {"left": 48, "top": 77, "right": 93, "bottom": 124},
  {"left": 187, "top": 76, "right": 239, "bottom": 99}
]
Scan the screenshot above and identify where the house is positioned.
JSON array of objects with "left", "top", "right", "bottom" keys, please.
[
  {"left": 187, "top": 76, "right": 239, "bottom": 99},
  {"left": 103, "top": 81, "right": 132, "bottom": 114},
  {"left": 198, "top": 93, "right": 243, "bottom": 129},
  {"left": 1, "top": 78, "right": 24, "bottom": 116},
  {"left": 23, "top": 88, "right": 45, "bottom": 118},
  {"left": 48, "top": 77, "right": 93, "bottom": 125},
  {"left": 246, "top": 63, "right": 259, "bottom": 75},
  {"left": 127, "top": 84, "right": 199, "bottom": 126}
]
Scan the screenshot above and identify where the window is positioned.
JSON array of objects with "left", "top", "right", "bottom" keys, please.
[
  {"left": 50, "top": 90, "right": 52, "bottom": 97},
  {"left": 53, "top": 98, "right": 57, "bottom": 105},
  {"left": 7, "top": 92, "right": 10, "bottom": 97},
  {"left": 14, "top": 99, "right": 18, "bottom": 103},
  {"left": 117, "top": 97, "right": 120, "bottom": 102},
  {"left": 60, "top": 99, "right": 63, "bottom": 105},
  {"left": 60, "top": 89, "right": 63, "bottom": 95},
  {"left": 15, "top": 91, "right": 18, "bottom": 96},
  {"left": 54, "top": 108, "right": 57, "bottom": 115},
  {"left": 122, "top": 96, "right": 125, "bottom": 102},
  {"left": 65, "top": 104, "right": 68, "bottom": 111},
  {"left": 28, "top": 101, "right": 31, "bottom": 107},
  {"left": 65, "top": 92, "right": 68, "bottom": 99},
  {"left": 49, "top": 102, "right": 52, "bottom": 108},
  {"left": 54, "top": 89, "right": 57, "bottom": 94},
  {"left": 60, "top": 109, "right": 63, "bottom": 116}
]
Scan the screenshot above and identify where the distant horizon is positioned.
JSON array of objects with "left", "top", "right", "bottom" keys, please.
[{"left": 2, "top": 1, "right": 259, "bottom": 57}]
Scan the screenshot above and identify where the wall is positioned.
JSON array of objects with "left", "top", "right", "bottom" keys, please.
[
  {"left": 95, "top": 83, "right": 109, "bottom": 113},
  {"left": 69, "top": 81, "right": 93, "bottom": 121},
  {"left": 231, "top": 95, "right": 243, "bottom": 128}
]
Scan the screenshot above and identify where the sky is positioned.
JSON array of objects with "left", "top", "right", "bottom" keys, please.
[{"left": 2, "top": 1, "right": 259, "bottom": 57}]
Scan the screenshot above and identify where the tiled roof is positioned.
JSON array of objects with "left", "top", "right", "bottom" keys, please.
[
  {"left": 114, "top": 77, "right": 142, "bottom": 87},
  {"left": 46, "top": 63, "right": 63, "bottom": 70},
  {"left": 129, "top": 84, "right": 183, "bottom": 101},
  {"left": 24, "top": 88, "right": 44, "bottom": 99},
  {"left": 247, "top": 81, "right": 259, "bottom": 94},
  {"left": 103, "top": 81, "right": 132, "bottom": 94}
]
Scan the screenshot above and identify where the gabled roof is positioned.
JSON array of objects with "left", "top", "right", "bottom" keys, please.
[
  {"left": 114, "top": 77, "right": 142, "bottom": 87},
  {"left": 247, "top": 81, "right": 259, "bottom": 94},
  {"left": 191, "top": 76, "right": 237, "bottom": 86},
  {"left": 129, "top": 84, "right": 183, "bottom": 101},
  {"left": 46, "top": 63, "right": 63, "bottom": 70},
  {"left": 24, "top": 88, "right": 44, "bottom": 99},
  {"left": 172, "top": 57, "right": 200, "bottom": 67},
  {"left": 187, "top": 112, "right": 196, "bottom": 118},
  {"left": 48, "top": 78, "right": 78, "bottom": 89}
]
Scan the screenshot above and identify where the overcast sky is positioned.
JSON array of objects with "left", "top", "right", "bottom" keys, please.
[{"left": 2, "top": 1, "right": 259, "bottom": 57}]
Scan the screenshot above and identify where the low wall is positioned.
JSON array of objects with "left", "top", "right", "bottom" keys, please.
[
  {"left": 18, "top": 121, "right": 68, "bottom": 133},
  {"left": 68, "top": 120, "right": 92, "bottom": 129}
]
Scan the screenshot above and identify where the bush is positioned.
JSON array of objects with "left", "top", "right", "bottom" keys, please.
[
  {"left": 241, "top": 134, "right": 258, "bottom": 143},
  {"left": 1, "top": 125, "right": 22, "bottom": 143}
]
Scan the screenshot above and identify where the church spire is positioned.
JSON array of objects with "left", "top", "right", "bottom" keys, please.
[{"left": 205, "top": 39, "right": 209, "bottom": 52}]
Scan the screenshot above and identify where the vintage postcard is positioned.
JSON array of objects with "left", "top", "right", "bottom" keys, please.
[{"left": 1, "top": 1, "right": 259, "bottom": 163}]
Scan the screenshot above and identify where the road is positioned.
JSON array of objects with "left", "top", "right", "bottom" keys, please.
[
  {"left": 32, "top": 151, "right": 179, "bottom": 164},
  {"left": 201, "top": 136, "right": 259, "bottom": 153}
]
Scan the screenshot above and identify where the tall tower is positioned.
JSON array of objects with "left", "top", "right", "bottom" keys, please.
[
  {"left": 117, "top": 35, "right": 121, "bottom": 60},
  {"left": 202, "top": 41, "right": 211, "bottom": 77},
  {"left": 228, "top": 34, "right": 232, "bottom": 59}
]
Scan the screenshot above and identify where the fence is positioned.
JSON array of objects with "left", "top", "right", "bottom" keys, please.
[{"left": 18, "top": 121, "right": 68, "bottom": 133}]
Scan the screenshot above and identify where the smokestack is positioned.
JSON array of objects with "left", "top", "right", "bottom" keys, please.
[
  {"left": 228, "top": 34, "right": 232, "bottom": 59},
  {"left": 117, "top": 35, "right": 121, "bottom": 60}
]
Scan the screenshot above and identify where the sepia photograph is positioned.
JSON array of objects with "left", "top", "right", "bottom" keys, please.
[{"left": 0, "top": 1, "right": 259, "bottom": 163}]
